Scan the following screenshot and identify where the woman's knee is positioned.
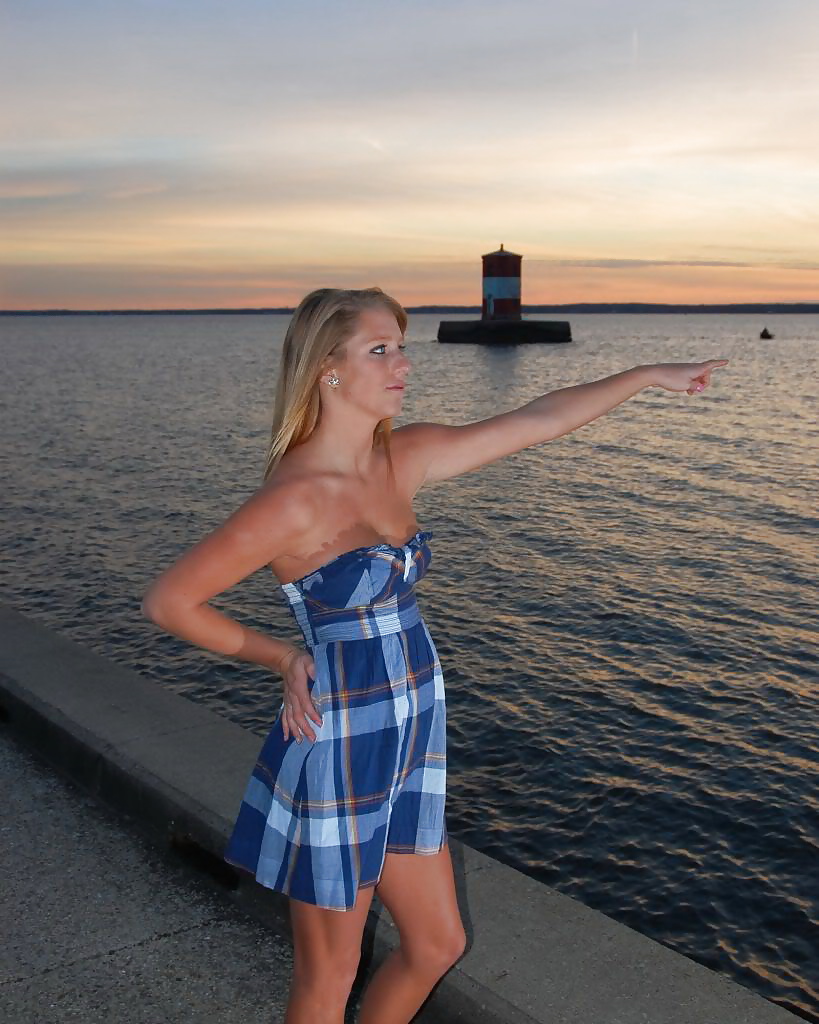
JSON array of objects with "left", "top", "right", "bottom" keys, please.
[
  {"left": 440, "top": 923, "right": 468, "bottom": 968},
  {"left": 409, "top": 922, "right": 467, "bottom": 976},
  {"left": 293, "top": 945, "right": 362, "bottom": 999}
]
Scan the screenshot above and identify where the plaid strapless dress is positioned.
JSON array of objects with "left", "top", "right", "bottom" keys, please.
[{"left": 223, "top": 529, "right": 447, "bottom": 911}]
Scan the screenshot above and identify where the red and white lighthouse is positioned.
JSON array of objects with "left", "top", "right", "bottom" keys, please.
[
  {"left": 437, "top": 244, "right": 571, "bottom": 343},
  {"left": 481, "top": 243, "right": 521, "bottom": 321}
]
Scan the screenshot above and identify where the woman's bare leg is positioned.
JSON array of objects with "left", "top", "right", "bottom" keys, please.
[
  {"left": 285, "top": 884, "right": 374, "bottom": 1024},
  {"left": 357, "top": 844, "right": 466, "bottom": 1024}
]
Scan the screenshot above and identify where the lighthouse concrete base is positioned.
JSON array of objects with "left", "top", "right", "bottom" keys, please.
[{"left": 437, "top": 318, "right": 572, "bottom": 344}]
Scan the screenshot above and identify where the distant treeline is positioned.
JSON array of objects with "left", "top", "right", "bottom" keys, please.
[{"left": 2, "top": 302, "right": 818, "bottom": 316}]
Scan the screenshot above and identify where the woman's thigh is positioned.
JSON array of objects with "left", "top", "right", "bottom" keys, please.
[
  {"left": 289, "top": 883, "right": 375, "bottom": 976},
  {"left": 375, "top": 845, "right": 465, "bottom": 956}
]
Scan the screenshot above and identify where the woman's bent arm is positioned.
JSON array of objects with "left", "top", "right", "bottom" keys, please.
[
  {"left": 140, "top": 479, "right": 316, "bottom": 673},
  {"left": 141, "top": 595, "right": 298, "bottom": 675}
]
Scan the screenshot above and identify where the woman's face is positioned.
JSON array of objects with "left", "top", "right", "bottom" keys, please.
[{"left": 328, "top": 305, "right": 410, "bottom": 419}]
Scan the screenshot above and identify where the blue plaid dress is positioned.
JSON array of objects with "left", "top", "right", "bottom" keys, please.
[{"left": 223, "top": 529, "right": 447, "bottom": 911}]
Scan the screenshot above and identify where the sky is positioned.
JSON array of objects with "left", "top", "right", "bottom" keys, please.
[{"left": 1, "top": 0, "right": 818, "bottom": 309}]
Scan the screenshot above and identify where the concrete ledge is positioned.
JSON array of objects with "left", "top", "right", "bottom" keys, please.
[{"left": 0, "top": 601, "right": 800, "bottom": 1024}]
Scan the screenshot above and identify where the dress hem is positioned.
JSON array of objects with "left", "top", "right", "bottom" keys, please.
[{"left": 223, "top": 836, "right": 449, "bottom": 912}]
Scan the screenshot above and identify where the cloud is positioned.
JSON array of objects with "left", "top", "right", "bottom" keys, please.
[
  {"left": 2, "top": 0, "right": 818, "bottom": 306},
  {"left": 531, "top": 257, "right": 819, "bottom": 271}
]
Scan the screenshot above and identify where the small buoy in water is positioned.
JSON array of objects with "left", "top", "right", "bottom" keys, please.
[{"left": 760, "top": 327, "right": 774, "bottom": 339}]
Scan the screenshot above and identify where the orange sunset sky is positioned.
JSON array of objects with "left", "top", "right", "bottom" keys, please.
[{"left": 1, "top": 0, "right": 818, "bottom": 309}]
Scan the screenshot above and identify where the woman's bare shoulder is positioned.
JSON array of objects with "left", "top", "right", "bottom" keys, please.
[
  {"left": 249, "top": 465, "right": 329, "bottom": 537},
  {"left": 141, "top": 469, "right": 329, "bottom": 612},
  {"left": 391, "top": 421, "right": 452, "bottom": 454},
  {"left": 390, "top": 422, "right": 449, "bottom": 490}
]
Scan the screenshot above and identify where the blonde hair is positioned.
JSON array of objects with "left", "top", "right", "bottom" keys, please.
[{"left": 263, "top": 286, "right": 408, "bottom": 481}]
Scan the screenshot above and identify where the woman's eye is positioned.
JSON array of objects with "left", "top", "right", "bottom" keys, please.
[{"left": 370, "top": 343, "right": 407, "bottom": 355}]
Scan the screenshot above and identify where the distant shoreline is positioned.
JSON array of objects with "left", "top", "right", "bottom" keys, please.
[{"left": 2, "top": 302, "right": 818, "bottom": 317}]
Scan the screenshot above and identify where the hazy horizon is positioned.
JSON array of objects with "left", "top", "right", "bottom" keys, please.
[{"left": 4, "top": 300, "right": 819, "bottom": 315}]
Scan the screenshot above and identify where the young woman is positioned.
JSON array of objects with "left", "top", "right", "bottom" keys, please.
[{"left": 141, "top": 287, "right": 728, "bottom": 1023}]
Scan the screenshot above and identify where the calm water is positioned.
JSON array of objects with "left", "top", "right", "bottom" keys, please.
[{"left": 2, "top": 312, "right": 817, "bottom": 1020}]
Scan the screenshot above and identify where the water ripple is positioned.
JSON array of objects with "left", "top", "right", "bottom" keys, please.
[{"left": 1, "top": 312, "right": 817, "bottom": 1020}]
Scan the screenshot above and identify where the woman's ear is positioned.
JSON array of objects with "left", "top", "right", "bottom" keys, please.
[{"left": 319, "top": 345, "right": 345, "bottom": 388}]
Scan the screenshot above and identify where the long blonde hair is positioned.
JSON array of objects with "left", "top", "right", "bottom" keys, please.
[{"left": 263, "top": 286, "right": 408, "bottom": 481}]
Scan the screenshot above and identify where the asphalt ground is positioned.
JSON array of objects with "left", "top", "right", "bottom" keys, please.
[{"left": 0, "top": 729, "right": 296, "bottom": 1024}]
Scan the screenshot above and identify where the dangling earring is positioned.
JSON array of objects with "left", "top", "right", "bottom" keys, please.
[{"left": 327, "top": 370, "right": 341, "bottom": 389}]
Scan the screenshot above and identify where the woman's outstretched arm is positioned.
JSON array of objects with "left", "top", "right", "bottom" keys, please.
[{"left": 397, "top": 359, "right": 729, "bottom": 486}]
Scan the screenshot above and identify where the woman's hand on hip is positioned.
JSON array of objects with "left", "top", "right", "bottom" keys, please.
[
  {"left": 647, "top": 359, "right": 730, "bottom": 395},
  {"left": 279, "top": 649, "right": 322, "bottom": 743}
]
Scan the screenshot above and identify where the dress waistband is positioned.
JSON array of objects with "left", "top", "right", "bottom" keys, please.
[{"left": 284, "top": 587, "right": 423, "bottom": 648}]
